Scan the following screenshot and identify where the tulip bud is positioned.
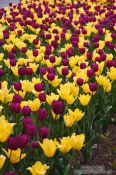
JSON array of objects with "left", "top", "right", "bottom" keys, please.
[
  {"left": 22, "top": 106, "right": 31, "bottom": 116},
  {"left": 62, "top": 67, "right": 69, "bottom": 76},
  {"left": 16, "top": 134, "right": 30, "bottom": 148},
  {"left": 38, "top": 92, "right": 46, "bottom": 102},
  {"left": 14, "top": 82, "right": 22, "bottom": 91},
  {"left": 34, "top": 83, "right": 44, "bottom": 92},
  {"left": 39, "top": 127, "right": 49, "bottom": 138},
  {"left": 37, "top": 108, "right": 47, "bottom": 121},
  {"left": 52, "top": 100, "right": 63, "bottom": 115},
  {"left": 89, "top": 83, "right": 98, "bottom": 92},
  {"left": 31, "top": 141, "right": 39, "bottom": 148},
  {"left": 77, "top": 78, "right": 84, "bottom": 86},
  {"left": 25, "top": 124, "right": 37, "bottom": 137},
  {"left": 7, "top": 137, "right": 18, "bottom": 150},
  {"left": 87, "top": 69, "right": 94, "bottom": 78}
]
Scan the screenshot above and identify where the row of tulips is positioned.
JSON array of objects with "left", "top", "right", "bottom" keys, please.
[{"left": 0, "top": 0, "right": 116, "bottom": 174}]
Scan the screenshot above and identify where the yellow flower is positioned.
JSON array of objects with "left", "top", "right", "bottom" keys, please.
[
  {"left": 0, "top": 53, "right": 4, "bottom": 61},
  {"left": 68, "top": 108, "right": 84, "bottom": 122},
  {"left": 0, "top": 115, "right": 15, "bottom": 142},
  {"left": 70, "top": 133, "right": 85, "bottom": 151},
  {"left": 3, "top": 148, "right": 26, "bottom": 164},
  {"left": 39, "top": 139, "right": 58, "bottom": 157},
  {"left": 78, "top": 94, "right": 91, "bottom": 106},
  {"left": 58, "top": 137, "right": 72, "bottom": 154},
  {"left": 102, "top": 78, "right": 111, "bottom": 92},
  {"left": 64, "top": 114, "right": 75, "bottom": 127},
  {"left": 50, "top": 76, "right": 62, "bottom": 88},
  {"left": 46, "top": 93, "right": 59, "bottom": 105},
  {"left": 27, "top": 161, "right": 49, "bottom": 175},
  {"left": 82, "top": 83, "right": 90, "bottom": 93},
  {"left": 0, "top": 155, "right": 6, "bottom": 170},
  {"left": 0, "top": 106, "right": 3, "bottom": 113},
  {"left": 107, "top": 68, "right": 116, "bottom": 81}
]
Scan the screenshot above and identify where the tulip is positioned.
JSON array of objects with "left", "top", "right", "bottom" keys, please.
[
  {"left": 0, "top": 116, "right": 15, "bottom": 142},
  {"left": 52, "top": 100, "right": 63, "bottom": 115},
  {"left": 27, "top": 161, "right": 49, "bottom": 175},
  {"left": 22, "top": 106, "right": 31, "bottom": 116},
  {"left": 16, "top": 134, "right": 30, "bottom": 148},
  {"left": 89, "top": 83, "right": 98, "bottom": 92},
  {"left": 31, "top": 141, "right": 39, "bottom": 148},
  {"left": 0, "top": 155, "right": 6, "bottom": 170},
  {"left": 34, "top": 83, "right": 44, "bottom": 92},
  {"left": 79, "top": 94, "right": 91, "bottom": 106},
  {"left": 39, "top": 127, "right": 49, "bottom": 138},
  {"left": 39, "top": 139, "right": 58, "bottom": 157},
  {"left": 38, "top": 92, "right": 46, "bottom": 102},
  {"left": 58, "top": 137, "right": 72, "bottom": 154},
  {"left": 64, "top": 114, "right": 75, "bottom": 128},
  {"left": 70, "top": 133, "right": 85, "bottom": 151},
  {"left": 25, "top": 124, "right": 37, "bottom": 137},
  {"left": 14, "top": 82, "right": 22, "bottom": 91},
  {"left": 76, "top": 78, "right": 84, "bottom": 86},
  {"left": 3, "top": 148, "right": 26, "bottom": 164},
  {"left": 37, "top": 108, "right": 47, "bottom": 121},
  {"left": 5, "top": 172, "right": 16, "bottom": 175},
  {"left": 7, "top": 137, "right": 18, "bottom": 150}
]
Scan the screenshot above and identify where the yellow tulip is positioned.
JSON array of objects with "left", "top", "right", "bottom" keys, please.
[
  {"left": 39, "top": 139, "right": 58, "bottom": 157},
  {"left": 0, "top": 53, "right": 4, "bottom": 61},
  {"left": 50, "top": 76, "right": 62, "bottom": 88},
  {"left": 68, "top": 108, "right": 84, "bottom": 122},
  {"left": 58, "top": 137, "right": 72, "bottom": 154},
  {"left": 27, "top": 161, "right": 49, "bottom": 175},
  {"left": 46, "top": 93, "right": 59, "bottom": 105},
  {"left": 102, "top": 78, "right": 111, "bottom": 92},
  {"left": 70, "top": 133, "right": 85, "bottom": 151},
  {"left": 3, "top": 148, "right": 26, "bottom": 164},
  {"left": 107, "top": 68, "right": 116, "bottom": 81},
  {"left": 0, "top": 155, "right": 6, "bottom": 170},
  {"left": 0, "top": 115, "right": 15, "bottom": 142},
  {"left": 64, "top": 114, "right": 75, "bottom": 127},
  {"left": 82, "top": 83, "right": 90, "bottom": 93},
  {"left": 78, "top": 94, "right": 91, "bottom": 106}
]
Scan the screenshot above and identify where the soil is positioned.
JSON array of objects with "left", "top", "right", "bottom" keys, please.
[{"left": 72, "top": 124, "right": 116, "bottom": 175}]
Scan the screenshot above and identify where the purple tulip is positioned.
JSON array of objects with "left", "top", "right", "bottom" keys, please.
[
  {"left": 52, "top": 100, "right": 63, "bottom": 115},
  {"left": 39, "top": 127, "right": 49, "bottom": 138},
  {"left": 37, "top": 108, "right": 47, "bottom": 121}
]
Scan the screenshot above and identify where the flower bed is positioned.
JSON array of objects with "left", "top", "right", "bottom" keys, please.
[{"left": 0, "top": 0, "right": 116, "bottom": 174}]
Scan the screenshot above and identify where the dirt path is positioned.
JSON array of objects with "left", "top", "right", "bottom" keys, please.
[{"left": 0, "top": 0, "right": 19, "bottom": 8}]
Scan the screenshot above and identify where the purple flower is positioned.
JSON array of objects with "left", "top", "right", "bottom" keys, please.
[
  {"left": 22, "top": 117, "right": 33, "bottom": 128},
  {"left": 31, "top": 141, "right": 39, "bottom": 148},
  {"left": 47, "top": 73, "right": 55, "bottom": 81},
  {"left": 5, "top": 172, "right": 16, "bottom": 175},
  {"left": 52, "top": 100, "right": 63, "bottom": 115},
  {"left": 34, "top": 83, "right": 44, "bottom": 92},
  {"left": 18, "top": 67, "right": 26, "bottom": 75},
  {"left": 39, "top": 127, "right": 49, "bottom": 138},
  {"left": 16, "top": 134, "right": 30, "bottom": 148},
  {"left": 7, "top": 137, "right": 18, "bottom": 150},
  {"left": 37, "top": 108, "right": 47, "bottom": 121},
  {"left": 22, "top": 106, "right": 31, "bottom": 116},
  {"left": 62, "top": 67, "right": 69, "bottom": 76},
  {"left": 10, "top": 103, "right": 21, "bottom": 113},
  {"left": 87, "top": 69, "right": 94, "bottom": 78},
  {"left": 25, "top": 124, "right": 37, "bottom": 137},
  {"left": 14, "top": 82, "right": 22, "bottom": 91},
  {"left": 89, "top": 83, "right": 98, "bottom": 92},
  {"left": 21, "top": 47, "right": 27, "bottom": 53},
  {"left": 77, "top": 78, "right": 84, "bottom": 86},
  {"left": 0, "top": 68, "right": 5, "bottom": 76},
  {"left": 38, "top": 92, "right": 46, "bottom": 102}
]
